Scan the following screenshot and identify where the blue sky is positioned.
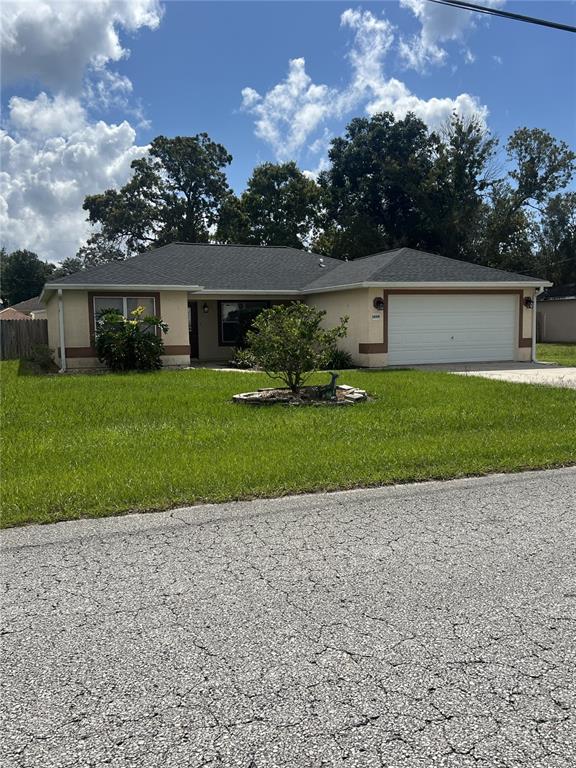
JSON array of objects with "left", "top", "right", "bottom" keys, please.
[
  {"left": 125, "top": 1, "right": 576, "bottom": 190},
  {"left": 1, "top": 1, "right": 575, "bottom": 260}
]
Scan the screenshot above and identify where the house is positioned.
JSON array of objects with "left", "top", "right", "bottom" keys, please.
[
  {"left": 40, "top": 243, "right": 551, "bottom": 371},
  {"left": 0, "top": 307, "right": 33, "bottom": 321},
  {"left": 537, "top": 284, "right": 576, "bottom": 343},
  {"left": 8, "top": 296, "right": 47, "bottom": 320}
]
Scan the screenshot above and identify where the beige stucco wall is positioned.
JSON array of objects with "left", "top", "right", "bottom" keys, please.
[
  {"left": 310, "top": 287, "right": 538, "bottom": 367},
  {"left": 537, "top": 300, "right": 576, "bottom": 343},
  {"left": 159, "top": 291, "right": 189, "bottom": 348},
  {"left": 306, "top": 288, "right": 388, "bottom": 366},
  {"left": 47, "top": 289, "right": 191, "bottom": 369},
  {"left": 46, "top": 286, "right": 541, "bottom": 370}
]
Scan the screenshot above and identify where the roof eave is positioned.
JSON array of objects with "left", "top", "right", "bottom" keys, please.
[
  {"left": 41, "top": 283, "right": 205, "bottom": 300},
  {"left": 193, "top": 289, "right": 302, "bottom": 296},
  {"left": 302, "top": 280, "right": 553, "bottom": 294}
]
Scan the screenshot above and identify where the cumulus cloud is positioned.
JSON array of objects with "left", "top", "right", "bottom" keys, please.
[
  {"left": 1, "top": 0, "right": 163, "bottom": 92},
  {"left": 366, "top": 81, "right": 486, "bottom": 128},
  {"left": 241, "top": 59, "right": 341, "bottom": 162},
  {"left": 0, "top": 1, "right": 164, "bottom": 260},
  {"left": 242, "top": 7, "right": 488, "bottom": 161},
  {"left": 0, "top": 93, "right": 147, "bottom": 261},
  {"left": 398, "top": 0, "right": 504, "bottom": 71}
]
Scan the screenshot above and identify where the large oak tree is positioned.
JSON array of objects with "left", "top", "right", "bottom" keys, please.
[{"left": 83, "top": 134, "right": 233, "bottom": 257}]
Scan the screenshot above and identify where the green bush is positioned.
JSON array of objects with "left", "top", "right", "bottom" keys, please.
[
  {"left": 246, "top": 302, "right": 348, "bottom": 393},
  {"left": 230, "top": 347, "right": 258, "bottom": 369},
  {"left": 325, "top": 347, "right": 355, "bottom": 370},
  {"left": 26, "top": 345, "right": 56, "bottom": 373},
  {"left": 94, "top": 306, "right": 169, "bottom": 372}
]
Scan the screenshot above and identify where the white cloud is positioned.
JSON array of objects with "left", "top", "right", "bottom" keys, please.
[
  {"left": 366, "top": 80, "right": 486, "bottom": 129},
  {"left": 0, "top": 93, "right": 147, "bottom": 261},
  {"left": 341, "top": 8, "right": 395, "bottom": 101},
  {"left": 398, "top": 0, "right": 504, "bottom": 71},
  {"left": 1, "top": 0, "right": 163, "bottom": 92},
  {"left": 241, "top": 59, "right": 342, "bottom": 162},
  {"left": 242, "top": 7, "right": 488, "bottom": 160},
  {"left": 0, "top": 1, "right": 164, "bottom": 260},
  {"left": 8, "top": 92, "right": 87, "bottom": 138}
]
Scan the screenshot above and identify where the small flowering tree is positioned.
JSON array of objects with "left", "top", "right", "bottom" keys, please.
[
  {"left": 94, "top": 306, "right": 169, "bottom": 372},
  {"left": 246, "top": 302, "right": 348, "bottom": 394}
]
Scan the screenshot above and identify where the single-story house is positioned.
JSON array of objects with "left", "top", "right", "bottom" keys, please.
[
  {"left": 40, "top": 243, "right": 551, "bottom": 371},
  {"left": 537, "top": 284, "right": 576, "bottom": 343},
  {"left": 0, "top": 307, "right": 33, "bottom": 321},
  {"left": 8, "top": 295, "right": 47, "bottom": 320}
]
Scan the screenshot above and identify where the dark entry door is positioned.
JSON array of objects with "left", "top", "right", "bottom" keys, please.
[{"left": 188, "top": 302, "right": 199, "bottom": 359}]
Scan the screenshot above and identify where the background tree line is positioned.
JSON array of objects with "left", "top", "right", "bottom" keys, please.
[{"left": 2, "top": 112, "right": 574, "bottom": 306}]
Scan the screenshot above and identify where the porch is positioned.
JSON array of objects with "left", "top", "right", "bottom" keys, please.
[{"left": 186, "top": 296, "right": 292, "bottom": 363}]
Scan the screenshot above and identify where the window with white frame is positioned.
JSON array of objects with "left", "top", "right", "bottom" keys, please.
[{"left": 93, "top": 296, "right": 157, "bottom": 329}]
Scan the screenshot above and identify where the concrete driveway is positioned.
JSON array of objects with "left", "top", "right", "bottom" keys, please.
[
  {"left": 2, "top": 468, "right": 575, "bottom": 768},
  {"left": 414, "top": 362, "right": 576, "bottom": 388}
]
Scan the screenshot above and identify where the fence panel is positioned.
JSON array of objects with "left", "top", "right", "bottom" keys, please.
[{"left": 0, "top": 319, "right": 49, "bottom": 360}]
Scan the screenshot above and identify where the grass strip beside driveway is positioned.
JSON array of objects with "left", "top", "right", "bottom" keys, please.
[
  {"left": 537, "top": 342, "right": 576, "bottom": 367},
  {"left": 2, "top": 361, "right": 575, "bottom": 527}
]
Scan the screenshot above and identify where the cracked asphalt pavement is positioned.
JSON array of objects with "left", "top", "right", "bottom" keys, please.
[{"left": 2, "top": 468, "right": 575, "bottom": 768}]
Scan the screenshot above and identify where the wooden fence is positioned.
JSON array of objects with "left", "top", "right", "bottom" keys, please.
[{"left": 0, "top": 319, "right": 49, "bottom": 360}]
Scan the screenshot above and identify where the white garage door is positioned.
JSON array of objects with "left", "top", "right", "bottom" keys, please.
[{"left": 387, "top": 293, "right": 517, "bottom": 365}]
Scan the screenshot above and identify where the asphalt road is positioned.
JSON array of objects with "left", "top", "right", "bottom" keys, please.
[{"left": 2, "top": 468, "right": 575, "bottom": 768}]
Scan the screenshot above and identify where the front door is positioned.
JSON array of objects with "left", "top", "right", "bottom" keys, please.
[{"left": 188, "top": 302, "right": 199, "bottom": 359}]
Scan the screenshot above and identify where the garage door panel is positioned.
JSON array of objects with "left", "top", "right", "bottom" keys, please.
[{"left": 388, "top": 294, "right": 517, "bottom": 365}]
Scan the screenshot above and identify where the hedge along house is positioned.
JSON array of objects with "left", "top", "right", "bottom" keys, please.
[{"left": 40, "top": 243, "right": 551, "bottom": 371}]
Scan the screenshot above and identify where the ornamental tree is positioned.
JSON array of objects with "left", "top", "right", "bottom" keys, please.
[{"left": 246, "top": 303, "right": 348, "bottom": 394}]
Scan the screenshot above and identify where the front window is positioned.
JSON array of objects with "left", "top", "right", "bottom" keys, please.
[
  {"left": 219, "top": 301, "right": 269, "bottom": 346},
  {"left": 93, "top": 296, "right": 157, "bottom": 333},
  {"left": 94, "top": 296, "right": 156, "bottom": 322}
]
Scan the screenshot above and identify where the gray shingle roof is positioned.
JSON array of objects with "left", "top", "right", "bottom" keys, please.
[
  {"left": 45, "top": 243, "right": 546, "bottom": 294},
  {"left": 10, "top": 295, "right": 44, "bottom": 312},
  {"left": 46, "top": 243, "right": 342, "bottom": 292},
  {"left": 539, "top": 283, "right": 576, "bottom": 301},
  {"left": 302, "top": 248, "right": 543, "bottom": 291}
]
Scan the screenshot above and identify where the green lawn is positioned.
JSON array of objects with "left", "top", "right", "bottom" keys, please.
[
  {"left": 2, "top": 361, "right": 575, "bottom": 528},
  {"left": 537, "top": 343, "right": 576, "bottom": 367}
]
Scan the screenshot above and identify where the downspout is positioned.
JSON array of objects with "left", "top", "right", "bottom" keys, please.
[
  {"left": 531, "top": 288, "right": 543, "bottom": 363},
  {"left": 58, "top": 288, "right": 67, "bottom": 373}
]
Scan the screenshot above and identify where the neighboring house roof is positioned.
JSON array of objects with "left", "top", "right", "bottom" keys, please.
[
  {"left": 0, "top": 307, "right": 32, "bottom": 320},
  {"left": 539, "top": 284, "right": 576, "bottom": 301},
  {"left": 42, "top": 242, "right": 550, "bottom": 297},
  {"left": 10, "top": 296, "right": 45, "bottom": 313}
]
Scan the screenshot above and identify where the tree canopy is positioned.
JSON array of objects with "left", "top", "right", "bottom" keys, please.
[
  {"left": 217, "top": 162, "right": 322, "bottom": 249},
  {"left": 83, "top": 134, "right": 233, "bottom": 257},
  {"left": 0, "top": 249, "right": 53, "bottom": 306},
  {"left": 7, "top": 113, "right": 575, "bottom": 292}
]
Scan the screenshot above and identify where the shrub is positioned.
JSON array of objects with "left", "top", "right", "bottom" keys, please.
[
  {"left": 94, "top": 306, "right": 169, "bottom": 372},
  {"left": 230, "top": 347, "right": 258, "bottom": 369},
  {"left": 26, "top": 344, "right": 56, "bottom": 373},
  {"left": 325, "top": 347, "right": 355, "bottom": 370},
  {"left": 246, "top": 302, "right": 348, "bottom": 394}
]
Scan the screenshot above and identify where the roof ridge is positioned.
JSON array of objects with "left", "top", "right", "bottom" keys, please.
[
  {"left": 173, "top": 241, "right": 299, "bottom": 250},
  {"left": 344, "top": 247, "right": 404, "bottom": 262}
]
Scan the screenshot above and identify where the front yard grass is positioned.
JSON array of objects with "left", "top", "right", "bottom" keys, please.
[
  {"left": 537, "top": 343, "right": 576, "bottom": 367},
  {"left": 1, "top": 360, "right": 575, "bottom": 528}
]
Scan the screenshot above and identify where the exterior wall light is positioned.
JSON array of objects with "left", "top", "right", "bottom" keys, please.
[
  {"left": 523, "top": 297, "right": 534, "bottom": 309},
  {"left": 373, "top": 297, "right": 385, "bottom": 311},
  {"left": 202, "top": 302, "right": 209, "bottom": 314}
]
